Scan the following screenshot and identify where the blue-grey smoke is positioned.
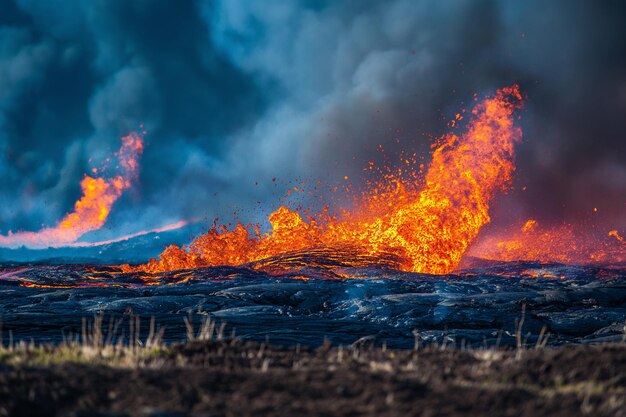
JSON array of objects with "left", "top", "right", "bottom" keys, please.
[{"left": 0, "top": 0, "right": 624, "bottom": 243}]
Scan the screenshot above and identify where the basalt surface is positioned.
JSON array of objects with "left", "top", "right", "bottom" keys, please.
[{"left": 1, "top": 259, "right": 624, "bottom": 348}]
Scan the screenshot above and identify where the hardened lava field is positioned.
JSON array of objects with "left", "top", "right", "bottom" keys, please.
[{"left": 1, "top": 256, "right": 625, "bottom": 348}]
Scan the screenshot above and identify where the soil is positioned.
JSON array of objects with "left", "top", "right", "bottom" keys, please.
[{"left": 0, "top": 341, "right": 624, "bottom": 417}]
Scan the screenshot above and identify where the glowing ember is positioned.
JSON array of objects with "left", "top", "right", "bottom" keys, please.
[
  {"left": 0, "top": 133, "right": 144, "bottom": 248},
  {"left": 128, "top": 85, "right": 524, "bottom": 275},
  {"left": 609, "top": 230, "right": 624, "bottom": 243}
]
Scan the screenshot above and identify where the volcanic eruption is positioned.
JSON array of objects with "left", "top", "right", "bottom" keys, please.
[{"left": 128, "top": 85, "right": 528, "bottom": 275}]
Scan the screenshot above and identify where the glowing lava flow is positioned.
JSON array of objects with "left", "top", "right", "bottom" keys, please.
[
  {"left": 127, "top": 85, "right": 524, "bottom": 275},
  {"left": 0, "top": 133, "right": 144, "bottom": 248}
]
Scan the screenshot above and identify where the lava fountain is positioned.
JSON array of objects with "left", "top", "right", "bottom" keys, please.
[
  {"left": 0, "top": 133, "right": 144, "bottom": 248},
  {"left": 469, "top": 219, "right": 626, "bottom": 265},
  {"left": 129, "top": 85, "right": 524, "bottom": 275}
]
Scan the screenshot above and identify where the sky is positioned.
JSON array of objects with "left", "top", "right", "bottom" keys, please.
[{"left": 0, "top": 0, "right": 625, "bottom": 244}]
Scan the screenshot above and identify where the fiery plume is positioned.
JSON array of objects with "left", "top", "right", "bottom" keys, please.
[
  {"left": 0, "top": 133, "right": 144, "bottom": 248},
  {"left": 130, "top": 85, "right": 524, "bottom": 275}
]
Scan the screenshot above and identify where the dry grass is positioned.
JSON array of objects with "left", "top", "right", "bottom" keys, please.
[
  {"left": 0, "top": 307, "right": 624, "bottom": 369},
  {"left": 0, "top": 313, "right": 225, "bottom": 368}
]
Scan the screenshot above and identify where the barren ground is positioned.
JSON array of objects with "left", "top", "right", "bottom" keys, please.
[{"left": 0, "top": 341, "right": 624, "bottom": 417}]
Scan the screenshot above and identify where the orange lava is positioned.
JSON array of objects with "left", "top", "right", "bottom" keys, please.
[
  {"left": 469, "top": 219, "right": 626, "bottom": 265},
  {"left": 128, "top": 85, "right": 524, "bottom": 275},
  {"left": 0, "top": 133, "right": 143, "bottom": 248}
]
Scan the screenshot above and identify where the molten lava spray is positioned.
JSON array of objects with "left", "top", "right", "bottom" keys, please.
[
  {"left": 131, "top": 85, "right": 524, "bottom": 274},
  {"left": 0, "top": 133, "right": 144, "bottom": 248}
]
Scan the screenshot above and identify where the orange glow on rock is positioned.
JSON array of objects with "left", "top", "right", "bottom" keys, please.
[{"left": 127, "top": 85, "right": 525, "bottom": 275}]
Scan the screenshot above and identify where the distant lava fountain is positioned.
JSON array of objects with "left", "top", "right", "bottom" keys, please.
[
  {"left": 128, "top": 85, "right": 524, "bottom": 275},
  {"left": 469, "top": 219, "right": 626, "bottom": 265},
  {"left": 0, "top": 133, "right": 144, "bottom": 248}
]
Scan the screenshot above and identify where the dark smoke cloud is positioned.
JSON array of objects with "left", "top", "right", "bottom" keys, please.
[
  {"left": 0, "top": 0, "right": 265, "bottom": 239},
  {"left": 205, "top": 0, "right": 626, "bottom": 229},
  {"left": 0, "top": 0, "right": 624, "bottom": 243}
]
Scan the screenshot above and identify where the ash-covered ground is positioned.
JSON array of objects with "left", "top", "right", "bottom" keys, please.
[{"left": 1, "top": 259, "right": 624, "bottom": 348}]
